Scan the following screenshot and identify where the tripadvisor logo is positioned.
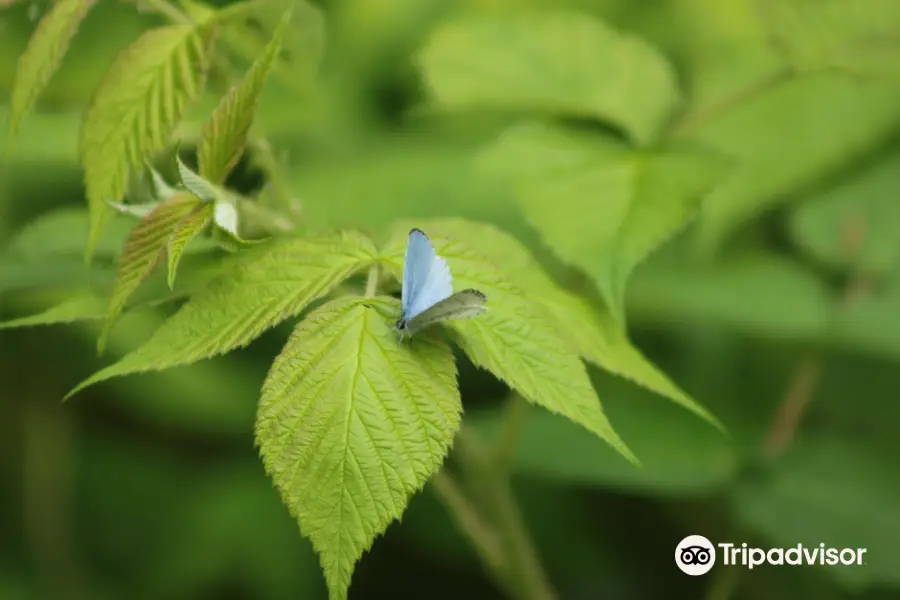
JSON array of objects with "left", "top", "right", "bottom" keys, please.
[{"left": 676, "top": 536, "right": 867, "bottom": 575}]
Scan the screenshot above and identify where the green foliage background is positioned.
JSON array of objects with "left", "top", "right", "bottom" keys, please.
[{"left": 2, "top": 0, "right": 900, "bottom": 599}]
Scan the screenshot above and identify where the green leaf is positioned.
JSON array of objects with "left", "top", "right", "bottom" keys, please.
[
  {"left": 380, "top": 227, "right": 635, "bottom": 463},
  {"left": 627, "top": 251, "right": 834, "bottom": 341},
  {"left": 198, "top": 8, "right": 289, "bottom": 184},
  {"left": 99, "top": 192, "right": 201, "bottom": 353},
  {"left": 789, "top": 150, "right": 900, "bottom": 275},
  {"left": 479, "top": 121, "right": 727, "bottom": 322},
  {"left": 6, "top": 0, "right": 97, "bottom": 147},
  {"left": 401, "top": 218, "right": 720, "bottom": 429},
  {"left": 167, "top": 202, "right": 215, "bottom": 289},
  {"left": 80, "top": 22, "right": 213, "bottom": 260},
  {"left": 759, "top": 0, "right": 900, "bottom": 77},
  {"left": 417, "top": 10, "right": 680, "bottom": 144},
  {"left": 733, "top": 433, "right": 900, "bottom": 590},
  {"left": 106, "top": 200, "right": 162, "bottom": 219},
  {"left": 175, "top": 155, "right": 250, "bottom": 241},
  {"left": 0, "top": 291, "right": 106, "bottom": 330},
  {"left": 67, "top": 230, "right": 377, "bottom": 397},
  {"left": 687, "top": 74, "right": 900, "bottom": 249},
  {"left": 256, "top": 296, "right": 461, "bottom": 600}
]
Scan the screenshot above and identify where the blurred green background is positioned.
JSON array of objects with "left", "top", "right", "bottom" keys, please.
[{"left": 3, "top": 0, "right": 900, "bottom": 599}]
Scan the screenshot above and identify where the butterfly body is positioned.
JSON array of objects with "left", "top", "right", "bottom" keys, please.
[{"left": 396, "top": 229, "right": 487, "bottom": 338}]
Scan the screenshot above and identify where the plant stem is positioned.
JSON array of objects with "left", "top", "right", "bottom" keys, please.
[
  {"left": 365, "top": 265, "right": 380, "bottom": 297},
  {"left": 446, "top": 427, "right": 558, "bottom": 600},
  {"left": 762, "top": 270, "right": 872, "bottom": 459},
  {"left": 430, "top": 472, "right": 510, "bottom": 588},
  {"left": 762, "top": 356, "right": 824, "bottom": 457},
  {"left": 494, "top": 395, "right": 529, "bottom": 471}
]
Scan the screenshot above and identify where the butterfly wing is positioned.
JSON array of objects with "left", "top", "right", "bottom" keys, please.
[
  {"left": 405, "top": 289, "right": 487, "bottom": 336},
  {"left": 402, "top": 229, "right": 453, "bottom": 320}
]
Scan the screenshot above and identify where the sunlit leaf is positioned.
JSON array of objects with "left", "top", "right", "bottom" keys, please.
[
  {"left": 7, "top": 0, "right": 97, "bottom": 146},
  {"left": 479, "top": 121, "right": 727, "bottom": 321},
  {"left": 257, "top": 296, "right": 461, "bottom": 600},
  {"left": 99, "top": 192, "right": 201, "bottom": 352},
  {"left": 380, "top": 227, "right": 635, "bottom": 463},
  {"left": 167, "top": 202, "right": 215, "bottom": 289},
  {"left": 67, "top": 230, "right": 378, "bottom": 397},
  {"left": 198, "top": 8, "right": 289, "bottom": 184},
  {"left": 399, "top": 218, "right": 720, "bottom": 429},
  {"left": 80, "top": 21, "right": 213, "bottom": 259},
  {"left": 417, "top": 10, "right": 680, "bottom": 144}
]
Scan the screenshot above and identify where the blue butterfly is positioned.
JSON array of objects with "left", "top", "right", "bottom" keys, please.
[{"left": 395, "top": 229, "right": 487, "bottom": 338}]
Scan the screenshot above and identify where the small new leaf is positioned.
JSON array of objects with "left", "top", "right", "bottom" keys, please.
[
  {"left": 198, "top": 8, "right": 291, "bottom": 184},
  {"left": 380, "top": 229, "right": 636, "bottom": 463},
  {"left": 167, "top": 202, "right": 215, "bottom": 289},
  {"left": 80, "top": 22, "right": 213, "bottom": 260},
  {"left": 106, "top": 200, "right": 161, "bottom": 219},
  {"left": 257, "top": 296, "right": 461, "bottom": 600},
  {"left": 175, "top": 155, "right": 247, "bottom": 240},
  {"left": 67, "top": 230, "right": 378, "bottom": 397},
  {"left": 417, "top": 10, "right": 680, "bottom": 144},
  {"left": 479, "top": 121, "right": 727, "bottom": 322},
  {"left": 98, "top": 193, "right": 200, "bottom": 353},
  {"left": 7, "top": 0, "right": 96, "bottom": 148}
]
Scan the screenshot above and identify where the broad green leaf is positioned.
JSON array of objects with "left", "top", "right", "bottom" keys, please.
[
  {"left": 627, "top": 251, "right": 834, "bottom": 341},
  {"left": 417, "top": 10, "right": 680, "bottom": 144},
  {"left": 67, "top": 230, "right": 377, "bottom": 397},
  {"left": 256, "top": 296, "right": 461, "bottom": 600},
  {"left": 0, "top": 291, "right": 105, "bottom": 330},
  {"left": 686, "top": 73, "right": 900, "bottom": 249},
  {"left": 733, "top": 433, "right": 900, "bottom": 590},
  {"left": 789, "top": 150, "right": 900, "bottom": 275},
  {"left": 6, "top": 0, "right": 96, "bottom": 146},
  {"left": 479, "top": 121, "right": 727, "bottom": 321},
  {"left": 380, "top": 228, "right": 635, "bottom": 463},
  {"left": 99, "top": 193, "right": 201, "bottom": 352},
  {"left": 400, "top": 218, "right": 720, "bottom": 429},
  {"left": 759, "top": 0, "right": 900, "bottom": 77},
  {"left": 198, "top": 8, "right": 289, "bottom": 184},
  {"left": 167, "top": 202, "right": 215, "bottom": 289},
  {"left": 80, "top": 22, "right": 213, "bottom": 259}
]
